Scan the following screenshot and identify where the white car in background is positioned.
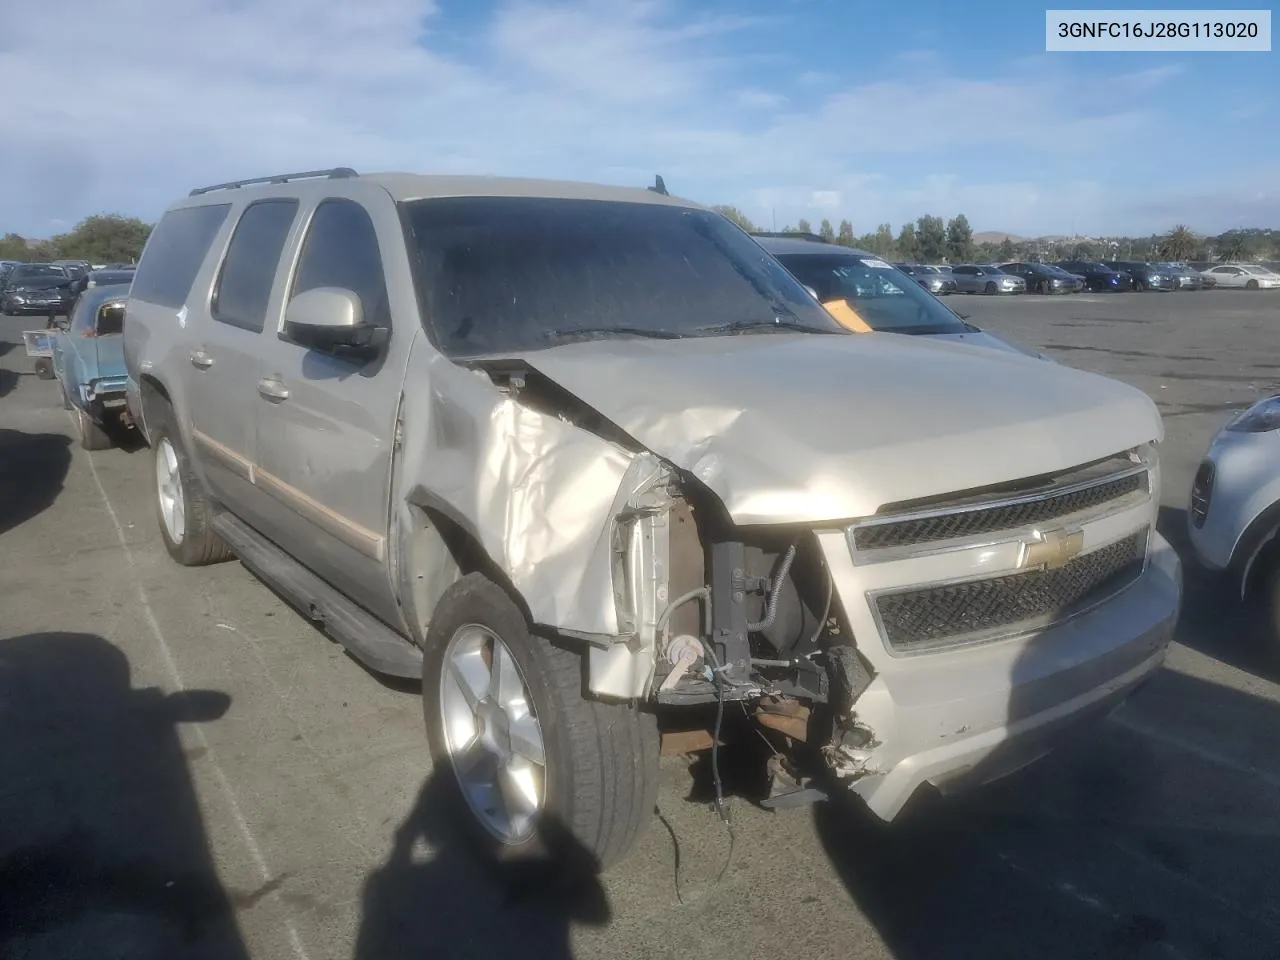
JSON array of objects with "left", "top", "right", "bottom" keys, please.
[
  {"left": 1199, "top": 263, "right": 1280, "bottom": 290},
  {"left": 1189, "top": 395, "right": 1280, "bottom": 650}
]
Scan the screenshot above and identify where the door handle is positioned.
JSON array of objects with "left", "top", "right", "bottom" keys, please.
[
  {"left": 190, "top": 350, "right": 214, "bottom": 369},
  {"left": 257, "top": 378, "right": 290, "bottom": 402}
]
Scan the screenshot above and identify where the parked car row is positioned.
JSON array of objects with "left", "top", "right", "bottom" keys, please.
[
  {"left": 0, "top": 260, "right": 135, "bottom": 319},
  {"left": 887, "top": 257, "right": 1280, "bottom": 296}
]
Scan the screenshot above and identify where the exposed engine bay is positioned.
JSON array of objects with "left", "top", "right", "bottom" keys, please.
[{"left": 480, "top": 360, "right": 880, "bottom": 804}]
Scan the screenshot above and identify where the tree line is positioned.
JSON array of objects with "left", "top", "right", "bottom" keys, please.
[
  {"left": 0, "top": 215, "right": 153, "bottom": 265},
  {"left": 3, "top": 206, "right": 1275, "bottom": 270},
  {"left": 711, "top": 205, "right": 1279, "bottom": 265}
]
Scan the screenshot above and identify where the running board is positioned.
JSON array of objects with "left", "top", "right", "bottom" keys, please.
[{"left": 210, "top": 511, "right": 423, "bottom": 679}]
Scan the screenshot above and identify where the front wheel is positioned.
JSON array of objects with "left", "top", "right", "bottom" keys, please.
[
  {"left": 1247, "top": 279, "right": 1259, "bottom": 290},
  {"left": 984, "top": 281, "right": 998, "bottom": 295},
  {"left": 423, "top": 573, "right": 659, "bottom": 874}
]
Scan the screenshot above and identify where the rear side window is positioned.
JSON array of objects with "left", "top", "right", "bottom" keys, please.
[
  {"left": 212, "top": 199, "right": 299, "bottom": 332},
  {"left": 96, "top": 302, "right": 125, "bottom": 336},
  {"left": 290, "top": 199, "right": 389, "bottom": 330},
  {"left": 131, "top": 204, "right": 231, "bottom": 309}
]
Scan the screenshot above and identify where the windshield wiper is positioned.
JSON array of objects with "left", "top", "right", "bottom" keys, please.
[
  {"left": 544, "top": 326, "right": 682, "bottom": 343},
  {"left": 691, "top": 317, "right": 839, "bottom": 336}
]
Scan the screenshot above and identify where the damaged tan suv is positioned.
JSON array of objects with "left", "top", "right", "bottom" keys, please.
[{"left": 124, "top": 168, "right": 1182, "bottom": 871}]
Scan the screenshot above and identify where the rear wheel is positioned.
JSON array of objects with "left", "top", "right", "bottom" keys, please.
[
  {"left": 423, "top": 573, "right": 659, "bottom": 874},
  {"left": 150, "top": 403, "right": 233, "bottom": 566}
]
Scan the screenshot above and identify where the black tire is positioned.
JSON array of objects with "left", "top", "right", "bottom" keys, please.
[
  {"left": 984, "top": 281, "right": 998, "bottom": 295},
  {"left": 149, "top": 402, "right": 233, "bottom": 566},
  {"left": 73, "top": 405, "right": 112, "bottom": 451},
  {"left": 1247, "top": 279, "right": 1259, "bottom": 290},
  {"left": 1259, "top": 560, "right": 1280, "bottom": 660},
  {"left": 422, "top": 573, "right": 659, "bottom": 875}
]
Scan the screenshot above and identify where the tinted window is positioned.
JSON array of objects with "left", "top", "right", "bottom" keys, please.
[
  {"left": 400, "top": 197, "right": 841, "bottom": 356},
  {"left": 776, "top": 253, "right": 968, "bottom": 335},
  {"left": 132, "top": 204, "right": 231, "bottom": 308},
  {"left": 212, "top": 199, "right": 298, "bottom": 332},
  {"left": 290, "top": 199, "right": 389, "bottom": 331}
]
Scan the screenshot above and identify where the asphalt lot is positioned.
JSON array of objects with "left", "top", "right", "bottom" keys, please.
[{"left": 3, "top": 289, "right": 1280, "bottom": 960}]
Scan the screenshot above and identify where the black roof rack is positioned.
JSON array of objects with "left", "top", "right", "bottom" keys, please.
[
  {"left": 750, "top": 231, "right": 830, "bottom": 244},
  {"left": 189, "top": 167, "right": 358, "bottom": 197}
]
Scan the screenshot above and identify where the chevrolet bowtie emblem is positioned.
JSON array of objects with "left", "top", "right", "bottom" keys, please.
[{"left": 1018, "top": 527, "right": 1085, "bottom": 571}]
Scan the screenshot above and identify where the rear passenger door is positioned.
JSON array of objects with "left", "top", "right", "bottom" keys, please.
[
  {"left": 253, "top": 194, "right": 404, "bottom": 625},
  {"left": 186, "top": 198, "right": 299, "bottom": 527}
]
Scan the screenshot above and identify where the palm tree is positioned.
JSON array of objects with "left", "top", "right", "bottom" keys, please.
[
  {"left": 1217, "top": 233, "right": 1247, "bottom": 262},
  {"left": 1162, "top": 224, "right": 1196, "bottom": 261}
]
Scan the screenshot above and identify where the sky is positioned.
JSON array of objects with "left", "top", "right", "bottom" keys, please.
[{"left": 0, "top": 0, "right": 1276, "bottom": 239}]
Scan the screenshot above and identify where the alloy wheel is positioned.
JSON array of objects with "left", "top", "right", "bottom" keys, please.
[
  {"left": 439, "top": 624, "right": 546, "bottom": 843},
  {"left": 155, "top": 437, "right": 186, "bottom": 545}
]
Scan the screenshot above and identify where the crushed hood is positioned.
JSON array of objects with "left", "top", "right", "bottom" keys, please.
[{"left": 513, "top": 332, "right": 1163, "bottom": 525}]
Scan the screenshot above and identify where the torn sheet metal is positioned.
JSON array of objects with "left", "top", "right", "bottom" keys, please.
[
  {"left": 515, "top": 333, "right": 1163, "bottom": 525},
  {"left": 394, "top": 343, "right": 668, "bottom": 640}
]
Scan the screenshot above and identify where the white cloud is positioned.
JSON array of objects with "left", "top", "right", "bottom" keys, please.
[
  {"left": 737, "top": 88, "right": 788, "bottom": 110},
  {"left": 0, "top": 0, "right": 1262, "bottom": 238}
]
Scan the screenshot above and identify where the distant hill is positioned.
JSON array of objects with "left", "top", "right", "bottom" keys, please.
[{"left": 974, "top": 231, "right": 1027, "bottom": 244}]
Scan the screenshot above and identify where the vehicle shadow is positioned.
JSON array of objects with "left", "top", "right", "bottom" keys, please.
[
  {"left": 1158, "top": 504, "right": 1279, "bottom": 681},
  {"left": 813, "top": 666, "right": 1280, "bottom": 959},
  {"left": 353, "top": 769, "right": 611, "bottom": 960},
  {"left": 0, "top": 632, "right": 248, "bottom": 960},
  {"left": 0, "top": 367, "right": 23, "bottom": 398},
  {"left": 0, "top": 429, "right": 73, "bottom": 536}
]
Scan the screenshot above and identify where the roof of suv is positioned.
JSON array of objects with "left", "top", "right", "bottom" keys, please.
[
  {"left": 753, "top": 235, "right": 876, "bottom": 258},
  {"left": 181, "top": 169, "right": 701, "bottom": 209}
]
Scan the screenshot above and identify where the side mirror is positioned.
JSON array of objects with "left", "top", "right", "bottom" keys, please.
[{"left": 284, "top": 287, "right": 385, "bottom": 356}]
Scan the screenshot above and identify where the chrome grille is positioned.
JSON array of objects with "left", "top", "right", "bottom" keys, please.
[
  {"left": 853, "top": 468, "right": 1146, "bottom": 552},
  {"left": 873, "top": 530, "right": 1148, "bottom": 652}
]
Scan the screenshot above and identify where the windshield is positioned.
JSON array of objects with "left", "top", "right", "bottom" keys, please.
[
  {"left": 401, "top": 197, "right": 845, "bottom": 356},
  {"left": 12, "top": 264, "right": 66, "bottom": 281},
  {"left": 775, "top": 252, "right": 969, "bottom": 335},
  {"left": 1242, "top": 264, "right": 1274, "bottom": 276}
]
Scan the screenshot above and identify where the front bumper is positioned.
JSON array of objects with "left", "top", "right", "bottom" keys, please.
[
  {"left": 4, "top": 298, "right": 70, "bottom": 315},
  {"left": 819, "top": 530, "right": 1180, "bottom": 820}
]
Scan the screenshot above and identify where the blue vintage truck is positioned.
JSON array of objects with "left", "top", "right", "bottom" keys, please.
[{"left": 48, "top": 282, "right": 134, "bottom": 449}]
